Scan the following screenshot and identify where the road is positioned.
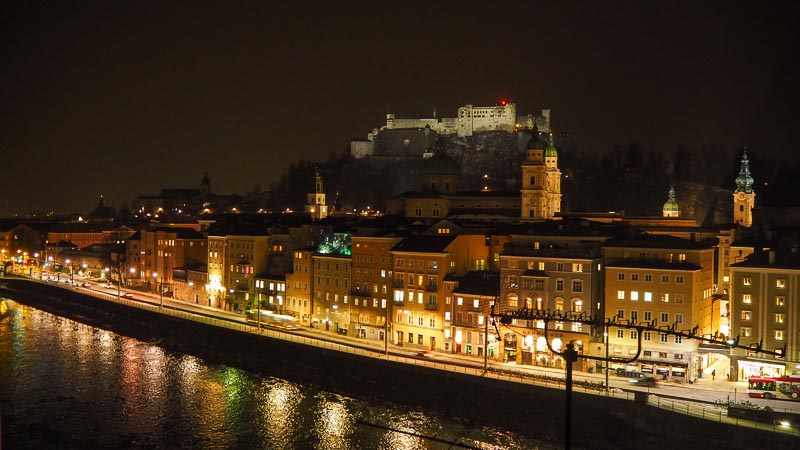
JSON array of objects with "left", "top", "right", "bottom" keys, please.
[{"left": 21, "top": 272, "right": 800, "bottom": 415}]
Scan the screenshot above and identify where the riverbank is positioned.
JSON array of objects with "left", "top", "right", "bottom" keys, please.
[{"left": 1, "top": 278, "right": 795, "bottom": 450}]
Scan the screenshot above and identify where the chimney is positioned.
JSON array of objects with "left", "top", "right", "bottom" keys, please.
[{"left": 769, "top": 250, "right": 776, "bottom": 265}]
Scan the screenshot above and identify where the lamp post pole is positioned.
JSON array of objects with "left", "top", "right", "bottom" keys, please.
[
  {"left": 257, "top": 288, "right": 261, "bottom": 330},
  {"left": 604, "top": 327, "right": 610, "bottom": 391},
  {"left": 384, "top": 302, "right": 389, "bottom": 355}
]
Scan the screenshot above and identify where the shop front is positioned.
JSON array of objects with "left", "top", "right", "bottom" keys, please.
[{"left": 736, "top": 357, "right": 786, "bottom": 381}]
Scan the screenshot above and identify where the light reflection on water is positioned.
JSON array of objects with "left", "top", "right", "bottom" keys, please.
[{"left": 0, "top": 300, "right": 557, "bottom": 450}]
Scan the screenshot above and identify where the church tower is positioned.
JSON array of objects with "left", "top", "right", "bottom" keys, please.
[
  {"left": 662, "top": 186, "right": 680, "bottom": 217},
  {"left": 521, "top": 130, "right": 561, "bottom": 220},
  {"left": 733, "top": 150, "right": 755, "bottom": 227},
  {"left": 306, "top": 169, "right": 328, "bottom": 220}
]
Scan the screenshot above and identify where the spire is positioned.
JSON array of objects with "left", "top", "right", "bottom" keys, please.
[
  {"left": 545, "top": 133, "right": 558, "bottom": 157},
  {"left": 734, "top": 149, "right": 754, "bottom": 194},
  {"left": 98, "top": 194, "right": 105, "bottom": 208}
]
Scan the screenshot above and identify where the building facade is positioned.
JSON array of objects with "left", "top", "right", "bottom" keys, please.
[{"left": 520, "top": 133, "right": 561, "bottom": 220}]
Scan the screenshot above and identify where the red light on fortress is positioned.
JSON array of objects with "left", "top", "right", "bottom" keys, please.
[{"left": 500, "top": 99, "right": 507, "bottom": 106}]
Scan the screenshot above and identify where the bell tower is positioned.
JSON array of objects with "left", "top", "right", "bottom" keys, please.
[
  {"left": 733, "top": 150, "right": 755, "bottom": 227},
  {"left": 306, "top": 169, "right": 328, "bottom": 220}
]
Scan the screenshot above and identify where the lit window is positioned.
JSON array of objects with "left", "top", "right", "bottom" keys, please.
[
  {"left": 775, "top": 330, "right": 784, "bottom": 341},
  {"left": 776, "top": 279, "right": 786, "bottom": 289},
  {"left": 742, "top": 294, "right": 752, "bottom": 304},
  {"left": 660, "top": 293, "right": 669, "bottom": 303},
  {"left": 743, "top": 277, "right": 752, "bottom": 286},
  {"left": 617, "top": 290, "right": 625, "bottom": 300},
  {"left": 741, "top": 327, "right": 752, "bottom": 337},
  {"left": 776, "top": 296, "right": 785, "bottom": 306},
  {"left": 741, "top": 310, "right": 751, "bottom": 321},
  {"left": 644, "top": 292, "right": 652, "bottom": 302},
  {"left": 630, "top": 291, "right": 639, "bottom": 301},
  {"left": 572, "top": 263, "right": 583, "bottom": 273},
  {"left": 775, "top": 313, "right": 785, "bottom": 324}
]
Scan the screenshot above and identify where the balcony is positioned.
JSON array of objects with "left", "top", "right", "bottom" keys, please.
[
  {"left": 425, "top": 302, "right": 438, "bottom": 311},
  {"left": 393, "top": 279, "right": 404, "bottom": 288},
  {"left": 393, "top": 300, "right": 404, "bottom": 306},
  {"left": 424, "top": 283, "right": 438, "bottom": 292}
]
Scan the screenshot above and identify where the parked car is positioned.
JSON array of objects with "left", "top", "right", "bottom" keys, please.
[
  {"left": 81, "top": 282, "right": 92, "bottom": 288},
  {"left": 417, "top": 350, "right": 436, "bottom": 358},
  {"left": 105, "top": 282, "right": 114, "bottom": 289},
  {"left": 119, "top": 292, "right": 134, "bottom": 298}
]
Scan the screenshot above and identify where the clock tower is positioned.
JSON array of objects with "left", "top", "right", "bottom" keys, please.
[{"left": 733, "top": 150, "right": 755, "bottom": 227}]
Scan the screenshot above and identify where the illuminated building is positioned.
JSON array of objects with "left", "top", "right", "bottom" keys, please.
[
  {"left": 603, "top": 235, "right": 715, "bottom": 382},
  {"left": 286, "top": 249, "right": 314, "bottom": 324},
  {"left": 448, "top": 271, "right": 499, "bottom": 359},
  {"left": 729, "top": 250, "right": 800, "bottom": 380},
  {"left": 390, "top": 235, "right": 489, "bottom": 351},
  {"left": 305, "top": 169, "right": 328, "bottom": 220},
  {"left": 733, "top": 150, "right": 756, "bottom": 228},
  {"left": 520, "top": 132, "right": 561, "bottom": 220},
  {"left": 662, "top": 186, "right": 680, "bottom": 218},
  {"left": 311, "top": 245, "right": 352, "bottom": 333},
  {"left": 350, "top": 235, "right": 402, "bottom": 342}
]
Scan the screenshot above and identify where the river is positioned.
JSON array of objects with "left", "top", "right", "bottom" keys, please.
[{"left": 0, "top": 299, "right": 556, "bottom": 450}]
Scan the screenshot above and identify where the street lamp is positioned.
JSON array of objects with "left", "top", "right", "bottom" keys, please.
[
  {"left": 153, "top": 272, "right": 162, "bottom": 308},
  {"left": 604, "top": 328, "right": 610, "bottom": 391},
  {"left": 65, "top": 259, "right": 74, "bottom": 283}
]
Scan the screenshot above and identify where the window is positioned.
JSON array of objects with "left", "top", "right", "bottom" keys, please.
[
  {"left": 630, "top": 330, "right": 638, "bottom": 340},
  {"left": 741, "top": 327, "right": 752, "bottom": 337},
  {"left": 630, "top": 291, "right": 639, "bottom": 301},
  {"left": 660, "top": 334, "right": 668, "bottom": 343},
  {"left": 644, "top": 274, "right": 652, "bottom": 282},
  {"left": 644, "top": 311, "right": 652, "bottom": 321},
  {"left": 675, "top": 313, "right": 683, "bottom": 324},
  {"left": 643, "top": 332, "right": 651, "bottom": 341},
  {"left": 571, "top": 280, "right": 583, "bottom": 292},
  {"left": 676, "top": 276, "right": 684, "bottom": 284},
  {"left": 775, "top": 313, "right": 785, "bottom": 324},
  {"left": 616, "top": 309, "right": 625, "bottom": 319},
  {"left": 775, "top": 330, "right": 784, "bottom": 341},
  {"left": 556, "top": 279, "right": 564, "bottom": 291},
  {"left": 776, "top": 296, "right": 785, "bottom": 306},
  {"left": 743, "top": 277, "right": 752, "bottom": 286},
  {"left": 661, "top": 275, "right": 669, "bottom": 283},
  {"left": 675, "top": 335, "right": 682, "bottom": 344},
  {"left": 660, "top": 293, "right": 669, "bottom": 303},
  {"left": 631, "top": 274, "right": 639, "bottom": 281},
  {"left": 675, "top": 293, "right": 684, "bottom": 304},
  {"left": 557, "top": 263, "right": 564, "bottom": 271},
  {"left": 617, "top": 290, "right": 625, "bottom": 300},
  {"left": 660, "top": 313, "right": 669, "bottom": 323},
  {"left": 617, "top": 329, "right": 624, "bottom": 338},
  {"left": 618, "top": 273, "right": 625, "bottom": 281},
  {"left": 776, "top": 279, "right": 786, "bottom": 289},
  {"left": 630, "top": 310, "right": 638, "bottom": 322},
  {"left": 430, "top": 317, "right": 436, "bottom": 328},
  {"left": 742, "top": 294, "right": 752, "bottom": 304},
  {"left": 572, "top": 263, "right": 583, "bottom": 272},
  {"left": 741, "top": 310, "right": 751, "bottom": 321},
  {"left": 644, "top": 292, "right": 652, "bottom": 302},
  {"left": 535, "top": 279, "right": 545, "bottom": 290},
  {"left": 473, "top": 299, "right": 480, "bottom": 309}
]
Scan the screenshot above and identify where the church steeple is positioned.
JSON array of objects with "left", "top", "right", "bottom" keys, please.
[
  {"left": 734, "top": 150, "right": 754, "bottom": 194},
  {"left": 662, "top": 186, "right": 680, "bottom": 217},
  {"left": 306, "top": 168, "right": 328, "bottom": 220},
  {"left": 733, "top": 150, "right": 756, "bottom": 227},
  {"left": 200, "top": 172, "right": 211, "bottom": 197}
]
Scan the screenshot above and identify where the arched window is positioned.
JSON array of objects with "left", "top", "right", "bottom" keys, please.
[
  {"left": 525, "top": 297, "right": 533, "bottom": 309},
  {"left": 536, "top": 297, "right": 544, "bottom": 310},
  {"left": 530, "top": 175, "right": 535, "bottom": 185},
  {"left": 506, "top": 293, "right": 519, "bottom": 308},
  {"left": 739, "top": 205, "right": 744, "bottom": 212},
  {"left": 572, "top": 298, "right": 583, "bottom": 312}
]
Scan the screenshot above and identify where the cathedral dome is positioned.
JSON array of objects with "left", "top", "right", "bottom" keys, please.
[{"left": 662, "top": 186, "right": 680, "bottom": 217}]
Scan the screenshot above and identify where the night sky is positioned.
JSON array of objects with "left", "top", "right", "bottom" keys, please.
[{"left": 2, "top": 1, "right": 798, "bottom": 215}]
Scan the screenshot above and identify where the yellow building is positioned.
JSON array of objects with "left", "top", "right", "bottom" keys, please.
[
  {"left": 733, "top": 150, "right": 756, "bottom": 228},
  {"left": 390, "top": 235, "right": 488, "bottom": 351},
  {"left": 286, "top": 249, "right": 313, "bottom": 324},
  {"left": 729, "top": 250, "right": 799, "bottom": 380},
  {"left": 603, "top": 235, "right": 715, "bottom": 382},
  {"left": 351, "top": 235, "right": 402, "bottom": 341},
  {"left": 311, "top": 252, "right": 352, "bottom": 333},
  {"left": 520, "top": 132, "right": 561, "bottom": 220}
]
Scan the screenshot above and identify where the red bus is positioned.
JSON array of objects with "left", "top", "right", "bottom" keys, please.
[{"left": 747, "top": 375, "right": 800, "bottom": 400}]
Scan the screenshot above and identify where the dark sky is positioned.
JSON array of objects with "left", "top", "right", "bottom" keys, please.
[{"left": 2, "top": 1, "right": 798, "bottom": 215}]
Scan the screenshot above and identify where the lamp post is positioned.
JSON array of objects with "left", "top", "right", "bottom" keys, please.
[
  {"left": 604, "top": 327, "right": 610, "bottom": 391},
  {"left": 153, "top": 272, "right": 162, "bottom": 308}
]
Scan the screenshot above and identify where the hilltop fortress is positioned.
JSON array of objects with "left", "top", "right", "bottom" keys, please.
[{"left": 351, "top": 102, "right": 551, "bottom": 158}]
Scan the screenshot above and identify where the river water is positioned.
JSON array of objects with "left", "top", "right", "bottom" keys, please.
[{"left": 0, "top": 299, "right": 556, "bottom": 450}]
